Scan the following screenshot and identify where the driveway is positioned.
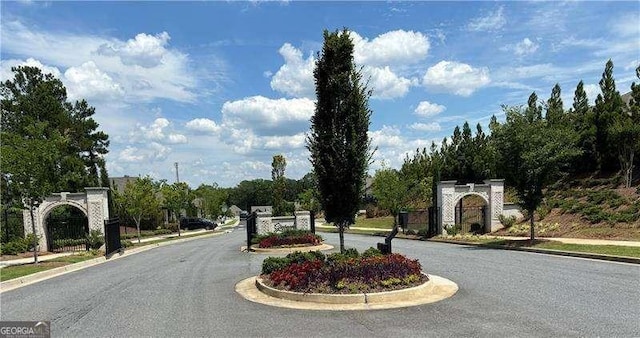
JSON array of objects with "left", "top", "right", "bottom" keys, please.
[{"left": 1, "top": 224, "right": 638, "bottom": 337}]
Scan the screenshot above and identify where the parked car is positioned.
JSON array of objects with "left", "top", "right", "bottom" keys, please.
[
  {"left": 239, "top": 211, "right": 249, "bottom": 220},
  {"left": 179, "top": 217, "right": 217, "bottom": 230}
]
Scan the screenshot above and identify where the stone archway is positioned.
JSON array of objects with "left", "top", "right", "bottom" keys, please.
[
  {"left": 436, "top": 180, "right": 504, "bottom": 234},
  {"left": 23, "top": 188, "right": 110, "bottom": 252}
]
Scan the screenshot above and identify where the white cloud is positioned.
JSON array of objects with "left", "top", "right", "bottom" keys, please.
[
  {"left": 167, "top": 134, "right": 188, "bottom": 144},
  {"left": 133, "top": 118, "right": 187, "bottom": 144},
  {"left": 262, "top": 133, "right": 306, "bottom": 149},
  {"left": 185, "top": 118, "right": 222, "bottom": 134},
  {"left": 364, "top": 66, "right": 412, "bottom": 99},
  {"left": 583, "top": 84, "right": 601, "bottom": 104},
  {"left": 270, "top": 43, "right": 315, "bottom": 98},
  {"left": 368, "top": 125, "right": 404, "bottom": 148},
  {"left": 119, "top": 147, "right": 145, "bottom": 163},
  {"left": 625, "top": 60, "right": 639, "bottom": 71},
  {"left": 0, "top": 58, "right": 61, "bottom": 80},
  {"left": 1, "top": 21, "right": 201, "bottom": 103},
  {"left": 502, "top": 38, "right": 539, "bottom": 56},
  {"left": 97, "top": 32, "right": 171, "bottom": 68},
  {"left": 422, "top": 61, "right": 491, "bottom": 96},
  {"left": 140, "top": 118, "right": 170, "bottom": 141},
  {"left": 350, "top": 30, "right": 430, "bottom": 66},
  {"left": 221, "top": 96, "right": 315, "bottom": 136},
  {"left": 467, "top": 7, "right": 506, "bottom": 32},
  {"left": 64, "top": 61, "right": 124, "bottom": 101},
  {"left": 610, "top": 14, "right": 640, "bottom": 37},
  {"left": 409, "top": 122, "right": 442, "bottom": 132},
  {"left": 414, "top": 101, "right": 446, "bottom": 117}
]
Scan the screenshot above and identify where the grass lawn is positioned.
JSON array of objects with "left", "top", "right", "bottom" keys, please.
[
  {"left": 2, "top": 231, "right": 223, "bottom": 282},
  {"left": 0, "top": 253, "right": 100, "bottom": 282},
  {"left": 353, "top": 216, "right": 394, "bottom": 229},
  {"left": 438, "top": 236, "right": 640, "bottom": 258}
]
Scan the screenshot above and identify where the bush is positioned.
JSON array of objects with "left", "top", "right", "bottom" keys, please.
[
  {"left": 498, "top": 215, "right": 517, "bottom": 228},
  {"left": 267, "top": 253, "right": 423, "bottom": 293},
  {"left": 86, "top": 230, "right": 105, "bottom": 250},
  {"left": 153, "top": 229, "right": 172, "bottom": 235},
  {"left": 122, "top": 240, "right": 134, "bottom": 248},
  {"left": 257, "top": 230, "right": 323, "bottom": 248},
  {"left": 1, "top": 239, "right": 27, "bottom": 255},
  {"left": 362, "top": 247, "right": 382, "bottom": 258},
  {"left": 261, "top": 251, "right": 326, "bottom": 274},
  {"left": 444, "top": 224, "right": 461, "bottom": 236}
]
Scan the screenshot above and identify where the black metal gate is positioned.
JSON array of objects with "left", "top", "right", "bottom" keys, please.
[
  {"left": 104, "top": 218, "right": 122, "bottom": 256},
  {"left": 245, "top": 212, "right": 257, "bottom": 252},
  {"left": 428, "top": 206, "right": 440, "bottom": 237},
  {"left": 46, "top": 214, "right": 89, "bottom": 252},
  {"left": 455, "top": 206, "right": 487, "bottom": 234}
]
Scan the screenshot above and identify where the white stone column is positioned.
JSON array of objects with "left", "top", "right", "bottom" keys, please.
[
  {"left": 295, "top": 211, "right": 310, "bottom": 231},
  {"left": 256, "top": 211, "right": 273, "bottom": 235},
  {"left": 85, "top": 187, "right": 110, "bottom": 234},
  {"left": 486, "top": 179, "right": 504, "bottom": 232},
  {"left": 437, "top": 181, "right": 457, "bottom": 234},
  {"left": 23, "top": 207, "right": 47, "bottom": 252}
]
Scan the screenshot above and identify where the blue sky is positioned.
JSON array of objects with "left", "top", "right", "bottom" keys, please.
[{"left": 1, "top": 1, "right": 638, "bottom": 187}]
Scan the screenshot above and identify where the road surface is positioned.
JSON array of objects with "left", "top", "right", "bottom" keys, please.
[{"left": 2, "top": 223, "right": 638, "bottom": 337}]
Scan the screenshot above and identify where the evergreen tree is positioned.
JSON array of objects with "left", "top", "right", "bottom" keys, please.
[
  {"left": 612, "top": 65, "right": 640, "bottom": 187},
  {"left": 525, "top": 92, "right": 543, "bottom": 122},
  {"left": 307, "top": 29, "right": 373, "bottom": 253},
  {"left": 594, "top": 59, "right": 624, "bottom": 171},
  {"left": 546, "top": 84, "right": 564, "bottom": 126},
  {"left": 569, "top": 80, "right": 597, "bottom": 173},
  {"left": 1, "top": 66, "right": 110, "bottom": 195}
]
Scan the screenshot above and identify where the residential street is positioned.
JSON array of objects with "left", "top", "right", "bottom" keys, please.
[{"left": 2, "top": 223, "right": 639, "bottom": 337}]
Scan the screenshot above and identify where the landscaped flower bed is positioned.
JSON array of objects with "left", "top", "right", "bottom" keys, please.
[
  {"left": 253, "top": 229, "right": 323, "bottom": 248},
  {"left": 261, "top": 248, "right": 427, "bottom": 294}
]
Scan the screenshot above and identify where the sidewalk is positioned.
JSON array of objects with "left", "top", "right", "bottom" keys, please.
[
  {"left": 0, "top": 219, "right": 240, "bottom": 268},
  {"left": 316, "top": 224, "right": 640, "bottom": 247}
]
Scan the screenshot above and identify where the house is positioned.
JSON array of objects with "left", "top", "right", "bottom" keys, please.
[{"left": 229, "top": 205, "right": 242, "bottom": 216}]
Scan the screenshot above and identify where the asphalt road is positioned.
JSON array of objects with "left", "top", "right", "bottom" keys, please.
[{"left": 2, "top": 223, "right": 639, "bottom": 337}]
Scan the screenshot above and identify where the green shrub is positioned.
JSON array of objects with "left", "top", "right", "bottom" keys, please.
[
  {"left": 86, "top": 230, "right": 105, "bottom": 250},
  {"left": 24, "top": 233, "right": 39, "bottom": 250},
  {"left": 122, "top": 240, "right": 134, "bottom": 248},
  {"left": 498, "top": 215, "right": 517, "bottom": 228},
  {"left": 343, "top": 248, "right": 359, "bottom": 259},
  {"left": 262, "top": 256, "right": 291, "bottom": 274},
  {"left": 1, "top": 239, "right": 27, "bottom": 255},
  {"left": 362, "top": 247, "right": 382, "bottom": 258},
  {"left": 153, "top": 229, "right": 172, "bottom": 235},
  {"left": 445, "top": 224, "right": 461, "bottom": 236}
]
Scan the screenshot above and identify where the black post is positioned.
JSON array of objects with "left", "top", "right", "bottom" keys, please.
[{"left": 310, "top": 211, "right": 315, "bottom": 234}]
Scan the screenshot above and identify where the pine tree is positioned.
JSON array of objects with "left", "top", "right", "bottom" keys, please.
[
  {"left": 307, "top": 29, "right": 373, "bottom": 253},
  {"left": 569, "top": 80, "right": 597, "bottom": 173},
  {"left": 526, "top": 92, "right": 543, "bottom": 122},
  {"left": 546, "top": 84, "right": 564, "bottom": 126},
  {"left": 594, "top": 59, "right": 624, "bottom": 171}
]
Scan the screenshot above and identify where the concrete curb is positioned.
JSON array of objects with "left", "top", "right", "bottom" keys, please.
[
  {"left": 429, "top": 239, "right": 640, "bottom": 264},
  {"left": 244, "top": 243, "right": 335, "bottom": 254},
  {"left": 235, "top": 274, "right": 458, "bottom": 311},
  {"left": 0, "top": 230, "right": 232, "bottom": 293}
]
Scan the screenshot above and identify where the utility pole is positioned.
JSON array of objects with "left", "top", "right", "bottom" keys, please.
[{"left": 174, "top": 162, "right": 180, "bottom": 183}]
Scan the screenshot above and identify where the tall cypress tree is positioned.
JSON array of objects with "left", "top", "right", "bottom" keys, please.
[
  {"left": 307, "top": 29, "right": 372, "bottom": 253},
  {"left": 594, "top": 59, "right": 624, "bottom": 171},
  {"left": 568, "top": 81, "right": 596, "bottom": 172},
  {"left": 526, "top": 92, "right": 543, "bottom": 122},
  {"left": 546, "top": 83, "right": 564, "bottom": 126}
]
